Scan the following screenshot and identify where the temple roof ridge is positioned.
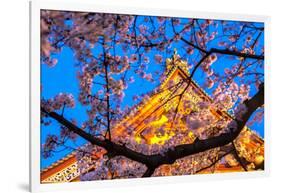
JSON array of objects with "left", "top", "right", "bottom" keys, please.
[{"left": 165, "top": 48, "right": 190, "bottom": 77}]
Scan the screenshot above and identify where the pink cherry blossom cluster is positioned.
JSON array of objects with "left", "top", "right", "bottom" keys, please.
[
  {"left": 42, "top": 135, "right": 58, "bottom": 158},
  {"left": 154, "top": 54, "right": 163, "bottom": 64},
  {"left": 60, "top": 125, "right": 77, "bottom": 141},
  {"left": 213, "top": 82, "right": 241, "bottom": 110},
  {"left": 234, "top": 103, "right": 248, "bottom": 121},
  {"left": 41, "top": 93, "right": 75, "bottom": 112}
]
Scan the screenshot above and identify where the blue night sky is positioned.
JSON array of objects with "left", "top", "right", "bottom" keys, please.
[{"left": 41, "top": 13, "right": 264, "bottom": 169}]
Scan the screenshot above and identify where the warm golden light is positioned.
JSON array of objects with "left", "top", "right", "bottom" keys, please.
[
  {"left": 135, "top": 135, "right": 142, "bottom": 144},
  {"left": 254, "top": 155, "right": 264, "bottom": 165},
  {"left": 149, "top": 132, "right": 175, "bottom": 145},
  {"left": 150, "top": 115, "right": 169, "bottom": 127}
]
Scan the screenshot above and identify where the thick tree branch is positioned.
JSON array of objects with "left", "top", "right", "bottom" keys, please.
[
  {"left": 41, "top": 107, "right": 152, "bottom": 166},
  {"left": 151, "top": 83, "right": 264, "bottom": 166},
  {"left": 41, "top": 82, "right": 264, "bottom": 175},
  {"left": 142, "top": 167, "right": 156, "bottom": 178}
]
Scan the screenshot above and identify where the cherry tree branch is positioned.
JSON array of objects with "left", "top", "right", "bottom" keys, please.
[
  {"left": 208, "top": 48, "right": 264, "bottom": 60},
  {"left": 231, "top": 142, "right": 248, "bottom": 171},
  {"left": 142, "top": 167, "right": 156, "bottom": 178},
  {"left": 195, "top": 148, "right": 234, "bottom": 174},
  {"left": 102, "top": 42, "right": 112, "bottom": 141},
  {"left": 41, "top": 82, "right": 264, "bottom": 177},
  {"left": 151, "top": 83, "right": 264, "bottom": 168}
]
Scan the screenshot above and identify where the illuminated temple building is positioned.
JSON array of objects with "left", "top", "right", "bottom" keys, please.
[{"left": 41, "top": 52, "right": 264, "bottom": 183}]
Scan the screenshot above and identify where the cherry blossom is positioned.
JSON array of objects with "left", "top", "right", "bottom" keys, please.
[{"left": 40, "top": 10, "right": 264, "bottom": 180}]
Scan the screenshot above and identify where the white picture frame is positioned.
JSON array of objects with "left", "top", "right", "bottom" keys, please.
[{"left": 30, "top": 0, "right": 271, "bottom": 192}]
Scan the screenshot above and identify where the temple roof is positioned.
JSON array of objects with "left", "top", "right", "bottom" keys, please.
[{"left": 41, "top": 52, "right": 264, "bottom": 183}]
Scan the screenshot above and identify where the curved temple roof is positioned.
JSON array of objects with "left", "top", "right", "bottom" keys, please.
[{"left": 41, "top": 52, "right": 264, "bottom": 183}]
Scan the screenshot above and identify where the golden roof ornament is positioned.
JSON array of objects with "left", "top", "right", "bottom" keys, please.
[{"left": 165, "top": 48, "right": 190, "bottom": 76}]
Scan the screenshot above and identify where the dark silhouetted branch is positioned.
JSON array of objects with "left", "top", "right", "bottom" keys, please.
[
  {"left": 195, "top": 148, "right": 234, "bottom": 174},
  {"left": 231, "top": 142, "right": 248, "bottom": 171},
  {"left": 142, "top": 167, "right": 156, "bottom": 178},
  {"left": 41, "top": 82, "right": 264, "bottom": 172}
]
